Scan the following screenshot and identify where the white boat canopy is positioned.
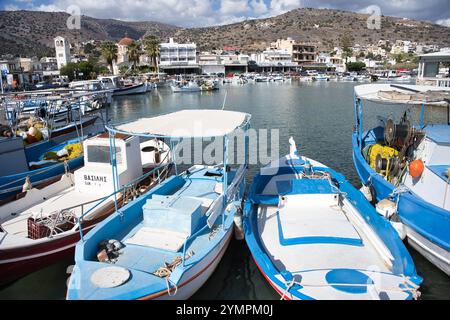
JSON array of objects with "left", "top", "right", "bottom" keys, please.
[
  {"left": 355, "top": 84, "right": 450, "bottom": 106},
  {"left": 109, "top": 109, "right": 251, "bottom": 138}
]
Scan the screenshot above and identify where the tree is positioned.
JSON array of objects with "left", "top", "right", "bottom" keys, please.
[
  {"left": 60, "top": 61, "right": 97, "bottom": 81},
  {"left": 143, "top": 35, "right": 160, "bottom": 72},
  {"left": 346, "top": 61, "right": 366, "bottom": 72},
  {"left": 340, "top": 34, "right": 353, "bottom": 64},
  {"left": 100, "top": 41, "right": 118, "bottom": 74},
  {"left": 84, "top": 43, "right": 95, "bottom": 54},
  {"left": 127, "top": 42, "right": 141, "bottom": 70}
]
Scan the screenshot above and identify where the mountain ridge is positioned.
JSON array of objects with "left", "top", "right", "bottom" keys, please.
[{"left": 1, "top": 8, "right": 449, "bottom": 57}]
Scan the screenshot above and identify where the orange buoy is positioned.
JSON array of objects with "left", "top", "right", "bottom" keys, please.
[{"left": 409, "top": 159, "right": 424, "bottom": 178}]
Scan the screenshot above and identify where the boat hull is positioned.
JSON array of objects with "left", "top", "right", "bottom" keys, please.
[
  {"left": 139, "top": 227, "right": 233, "bottom": 300},
  {"left": 113, "top": 84, "right": 147, "bottom": 96},
  {"left": 352, "top": 132, "right": 450, "bottom": 276}
]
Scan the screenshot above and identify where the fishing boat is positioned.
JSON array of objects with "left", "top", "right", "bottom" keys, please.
[
  {"left": 0, "top": 133, "right": 171, "bottom": 284},
  {"left": 313, "top": 74, "right": 329, "bottom": 81},
  {"left": 0, "top": 136, "right": 86, "bottom": 202},
  {"left": 255, "top": 75, "right": 269, "bottom": 83},
  {"left": 243, "top": 137, "right": 422, "bottom": 300},
  {"left": 352, "top": 84, "right": 450, "bottom": 276},
  {"left": 98, "top": 76, "right": 147, "bottom": 96},
  {"left": 0, "top": 104, "right": 106, "bottom": 201},
  {"left": 170, "top": 81, "right": 202, "bottom": 93},
  {"left": 66, "top": 109, "right": 251, "bottom": 300}
]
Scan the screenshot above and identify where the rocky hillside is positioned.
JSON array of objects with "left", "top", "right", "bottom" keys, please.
[
  {"left": 0, "top": 10, "right": 179, "bottom": 57},
  {"left": 175, "top": 8, "right": 450, "bottom": 52},
  {"left": 1, "top": 8, "right": 450, "bottom": 57}
]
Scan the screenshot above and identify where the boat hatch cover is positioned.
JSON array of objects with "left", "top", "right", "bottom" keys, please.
[
  {"left": 90, "top": 266, "right": 131, "bottom": 288},
  {"left": 325, "top": 269, "right": 374, "bottom": 294}
]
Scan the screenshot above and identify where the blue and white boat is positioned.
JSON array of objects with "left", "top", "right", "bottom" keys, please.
[
  {"left": 244, "top": 138, "right": 422, "bottom": 300},
  {"left": 352, "top": 84, "right": 450, "bottom": 276},
  {"left": 0, "top": 136, "right": 85, "bottom": 201},
  {"left": 170, "top": 81, "right": 202, "bottom": 93},
  {"left": 66, "top": 109, "right": 251, "bottom": 300}
]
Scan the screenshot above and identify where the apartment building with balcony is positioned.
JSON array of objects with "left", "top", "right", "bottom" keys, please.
[
  {"left": 271, "top": 38, "right": 317, "bottom": 66},
  {"left": 292, "top": 43, "right": 317, "bottom": 65},
  {"left": 159, "top": 38, "right": 200, "bottom": 74}
]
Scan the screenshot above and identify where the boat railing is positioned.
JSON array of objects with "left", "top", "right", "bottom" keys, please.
[
  {"left": 76, "top": 155, "right": 173, "bottom": 241},
  {"left": 181, "top": 223, "right": 210, "bottom": 268},
  {"left": 180, "top": 164, "right": 245, "bottom": 268}
]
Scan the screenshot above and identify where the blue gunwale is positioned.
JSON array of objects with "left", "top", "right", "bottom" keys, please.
[
  {"left": 352, "top": 131, "right": 450, "bottom": 253},
  {"left": 0, "top": 136, "right": 85, "bottom": 200}
]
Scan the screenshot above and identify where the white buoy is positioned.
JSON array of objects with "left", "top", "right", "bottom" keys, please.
[
  {"left": 233, "top": 211, "right": 244, "bottom": 240},
  {"left": 360, "top": 185, "right": 372, "bottom": 202},
  {"left": 391, "top": 221, "right": 407, "bottom": 240},
  {"left": 375, "top": 199, "right": 396, "bottom": 219}
]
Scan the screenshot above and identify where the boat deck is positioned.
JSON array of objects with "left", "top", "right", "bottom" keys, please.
[
  {"left": 110, "top": 166, "right": 235, "bottom": 271},
  {"left": 255, "top": 173, "right": 410, "bottom": 299},
  {"left": 1, "top": 186, "right": 105, "bottom": 241}
]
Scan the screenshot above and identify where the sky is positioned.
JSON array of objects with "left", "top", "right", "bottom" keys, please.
[{"left": 2, "top": 0, "right": 450, "bottom": 28}]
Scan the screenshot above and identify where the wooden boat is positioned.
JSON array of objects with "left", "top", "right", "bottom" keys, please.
[
  {"left": 244, "top": 138, "right": 422, "bottom": 299},
  {"left": 0, "top": 134, "right": 171, "bottom": 284},
  {"left": 353, "top": 84, "right": 450, "bottom": 275},
  {"left": 66, "top": 109, "right": 251, "bottom": 300}
]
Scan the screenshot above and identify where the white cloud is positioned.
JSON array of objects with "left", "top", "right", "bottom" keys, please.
[
  {"left": 8, "top": 0, "right": 447, "bottom": 28},
  {"left": 220, "top": 0, "right": 250, "bottom": 15},
  {"left": 269, "top": 0, "right": 302, "bottom": 16},
  {"left": 436, "top": 18, "right": 450, "bottom": 27},
  {"left": 250, "top": 0, "right": 269, "bottom": 15},
  {"left": 32, "top": 0, "right": 217, "bottom": 26},
  {"left": 4, "top": 4, "right": 20, "bottom": 11}
]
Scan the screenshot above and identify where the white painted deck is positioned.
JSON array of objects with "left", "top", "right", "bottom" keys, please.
[{"left": 257, "top": 173, "right": 411, "bottom": 299}]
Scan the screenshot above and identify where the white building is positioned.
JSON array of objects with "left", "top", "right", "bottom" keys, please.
[
  {"left": 198, "top": 52, "right": 224, "bottom": 74},
  {"left": 417, "top": 51, "right": 450, "bottom": 87},
  {"left": 54, "top": 36, "right": 71, "bottom": 70},
  {"left": 159, "top": 38, "right": 199, "bottom": 74},
  {"left": 252, "top": 48, "right": 293, "bottom": 65}
]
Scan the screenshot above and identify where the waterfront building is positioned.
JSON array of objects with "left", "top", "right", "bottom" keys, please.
[
  {"left": 159, "top": 38, "right": 200, "bottom": 75},
  {"left": 54, "top": 36, "right": 71, "bottom": 69},
  {"left": 198, "top": 52, "right": 225, "bottom": 74},
  {"left": 113, "top": 34, "right": 135, "bottom": 75},
  {"left": 270, "top": 38, "right": 296, "bottom": 55},
  {"left": 292, "top": 43, "right": 317, "bottom": 66},
  {"left": 417, "top": 50, "right": 450, "bottom": 87},
  {"left": 271, "top": 38, "right": 317, "bottom": 66},
  {"left": 18, "top": 57, "right": 44, "bottom": 85},
  {"left": 250, "top": 48, "right": 298, "bottom": 72},
  {"left": 40, "top": 57, "right": 60, "bottom": 81},
  {"left": 220, "top": 52, "right": 249, "bottom": 74}
]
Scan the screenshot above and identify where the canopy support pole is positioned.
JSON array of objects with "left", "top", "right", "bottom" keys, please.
[
  {"left": 222, "top": 135, "right": 229, "bottom": 229},
  {"left": 171, "top": 139, "right": 178, "bottom": 175},
  {"left": 109, "top": 132, "right": 119, "bottom": 214},
  {"left": 420, "top": 102, "right": 425, "bottom": 129}
]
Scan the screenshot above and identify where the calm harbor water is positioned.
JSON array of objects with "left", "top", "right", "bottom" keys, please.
[{"left": 1, "top": 81, "right": 449, "bottom": 299}]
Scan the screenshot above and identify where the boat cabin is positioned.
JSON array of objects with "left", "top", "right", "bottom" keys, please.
[
  {"left": 74, "top": 133, "right": 143, "bottom": 196},
  {"left": 98, "top": 76, "right": 122, "bottom": 90}
]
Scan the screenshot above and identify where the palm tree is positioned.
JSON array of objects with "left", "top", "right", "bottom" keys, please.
[
  {"left": 143, "top": 35, "right": 160, "bottom": 72},
  {"left": 127, "top": 41, "right": 141, "bottom": 71},
  {"left": 100, "top": 41, "right": 118, "bottom": 74}
]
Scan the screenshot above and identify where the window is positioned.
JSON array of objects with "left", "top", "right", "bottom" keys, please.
[{"left": 87, "top": 145, "right": 122, "bottom": 165}]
